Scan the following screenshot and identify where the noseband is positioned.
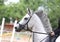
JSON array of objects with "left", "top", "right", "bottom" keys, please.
[{"left": 18, "top": 13, "right": 33, "bottom": 32}]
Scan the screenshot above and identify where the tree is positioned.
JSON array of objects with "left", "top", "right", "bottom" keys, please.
[{"left": 0, "top": 0, "right": 60, "bottom": 29}]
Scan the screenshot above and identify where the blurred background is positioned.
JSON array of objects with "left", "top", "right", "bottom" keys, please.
[{"left": 0, "top": 0, "right": 60, "bottom": 29}]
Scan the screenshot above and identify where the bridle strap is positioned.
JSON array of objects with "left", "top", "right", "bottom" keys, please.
[
  {"left": 23, "top": 14, "right": 49, "bottom": 35},
  {"left": 22, "top": 14, "right": 49, "bottom": 42},
  {"left": 25, "top": 23, "right": 49, "bottom": 35},
  {"left": 26, "top": 28, "right": 49, "bottom": 35},
  {"left": 40, "top": 36, "right": 49, "bottom": 42},
  {"left": 24, "top": 16, "right": 32, "bottom": 25},
  {"left": 24, "top": 14, "right": 32, "bottom": 31},
  {"left": 26, "top": 25, "right": 49, "bottom": 42},
  {"left": 31, "top": 31, "right": 49, "bottom": 35}
]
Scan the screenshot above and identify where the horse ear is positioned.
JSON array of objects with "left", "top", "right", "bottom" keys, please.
[{"left": 27, "top": 8, "right": 33, "bottom": 16}]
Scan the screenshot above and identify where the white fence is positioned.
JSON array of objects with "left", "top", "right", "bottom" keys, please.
[
  {"left": 0, "top": 18, "right": 18, "bottom": 42},
  {"left": 0, "top": 18, "right": 32, "bottom": 42}
]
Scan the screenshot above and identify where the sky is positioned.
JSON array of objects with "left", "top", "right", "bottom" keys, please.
[{"left": 4, "top": 0, "right": 19, "bottom": 5}]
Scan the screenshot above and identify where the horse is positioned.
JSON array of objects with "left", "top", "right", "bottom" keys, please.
[{"left": 15, "top": 8, "right": 50, "bottom": 42}]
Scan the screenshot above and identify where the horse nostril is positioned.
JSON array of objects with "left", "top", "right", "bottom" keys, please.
[
  {"left": 15, "top": 27, "right": 19, "bottom": 32},
  {"left": 15, "top": 27, "right": 17, "bottom": 29}
]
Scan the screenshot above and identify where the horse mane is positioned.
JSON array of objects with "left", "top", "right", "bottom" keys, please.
[
  {"left": 35, "top": 8, "right": 47, "bottom": 19},
  {"left": 35, "top": 9, "right": 55, "bottom": 34},
  {"left": 35, "top": 9, "right": 43, "bottom": 18},
  {"left": 35, "top": 6, "right": 47, "bottom": 18}
]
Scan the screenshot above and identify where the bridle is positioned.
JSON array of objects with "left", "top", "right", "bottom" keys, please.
[
  {"left": 22, "top": 14, "right": 49, "bottom": 34},
  {"left": 19, "top": 13, "right": 49, "bottom": 42}
]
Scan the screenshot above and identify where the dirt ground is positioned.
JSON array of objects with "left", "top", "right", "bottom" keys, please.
[
  {"left": 0, "top": 32, "right": 32, "bottom": 42},
  {"left": 1, "top": 36, "right": 32, "bottom": 42}
]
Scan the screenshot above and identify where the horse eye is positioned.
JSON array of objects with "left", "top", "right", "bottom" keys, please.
[{"left": 24, "top": 18, "right": 28, "bottom": 20}]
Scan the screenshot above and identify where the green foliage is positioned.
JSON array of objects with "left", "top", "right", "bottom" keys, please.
[
  {"left": 0, "top": 0, "right": 4, "bottom": 5},
  {"left": 0, "top": 0, "right": 60, "bottom": 29},
  {"left": 47, "top": 0, "right": 60, "bottom": 28}
]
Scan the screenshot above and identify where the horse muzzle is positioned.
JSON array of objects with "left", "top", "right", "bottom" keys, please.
[{"left": 15, "top": 24, "right": 25, "bottom": 32}]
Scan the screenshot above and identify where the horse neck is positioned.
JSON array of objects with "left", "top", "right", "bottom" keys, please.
[{"left": 29, "top": 14, "right": 46, "bottom": 33}]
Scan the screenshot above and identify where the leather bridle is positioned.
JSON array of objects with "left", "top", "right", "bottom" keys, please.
[{"left": 19, "top": 14, "right": 49, "bottom": 42}]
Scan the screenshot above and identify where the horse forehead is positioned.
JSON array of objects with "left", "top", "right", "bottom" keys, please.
[
  {"left": 19, "top": 14, "right": 30, "bottom": 24},
  {"left": 24, "top": 14, "right": 30, "bottom": 18}
]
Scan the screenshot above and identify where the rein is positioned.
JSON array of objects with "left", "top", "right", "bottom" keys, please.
[
  {"left": 25, "top": 25, "right": 49, "bottom": 42},
  {"left": 21, "top": 14, "right": 49, "bottom": 42},
  {"left": 28, "top": 30, "right": 49, "bottom": 35},
  {"left": 24, "top": 14, "right": 49, "bottom": 35}
]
